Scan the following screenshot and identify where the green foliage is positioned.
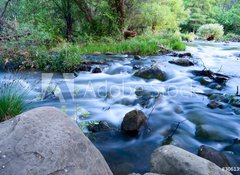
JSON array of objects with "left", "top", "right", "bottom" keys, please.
[
  {"left": 214, "top": 3, "right": 240, "bottom": 35},
  {"left": 31, "top": 44, "right": 82, "bottom": 72},
  {"left": 197, "top": 24, "right": 224, "bottom": 40},
  {"left": 0, "top": 81, "right": 28, "bottom": 122},
  {"left": 181, "top": 0, "right": 216, "bottom": 32},
  {"left": 130, "top": 0, "right": 187, "bottom": 32},
  {"left": 222, "top": 33, "right": 240, "bottom": 41}
]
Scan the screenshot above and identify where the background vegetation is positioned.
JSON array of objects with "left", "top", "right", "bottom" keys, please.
[{"left": 0, "top": 0, "right": 239, "bottom": 72}]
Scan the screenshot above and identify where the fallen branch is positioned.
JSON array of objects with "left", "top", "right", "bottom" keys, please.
[
  {"left": 236, "top": 86, "right": 240, "bottom": 96},
  {"left": 162, "top": 119, "right": 187, "bottom": 145},
  {"left": 192, "top": 91, "right": 211, "bottom": 97}
]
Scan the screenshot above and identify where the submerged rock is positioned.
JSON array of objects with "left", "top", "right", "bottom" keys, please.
[
  {"left": 198, "top": 145, "right": 231, "bottom": 168},
  {"left": 207, "top": 101, "right": 224, "bottom": 109},
  {"left": 169, "top": 58, "right": 194, "bottom": 67},
  {"left": 88, "top": 121, "right": 112, "bottom": 133},
  {"left": 195, "top": 125, "right": 233, "bottom": 142},
  {"left": 121, "top": 110, "right": 147, "bottom": 136},
  {"left": 0, "top": 107, "right": 113, "bottom": 175},
  {"left": 134, "top": 64, "right": 166, "bottom": 81},
  {"left": 150, "top": 145, "right": 231, "bottom": 175}
]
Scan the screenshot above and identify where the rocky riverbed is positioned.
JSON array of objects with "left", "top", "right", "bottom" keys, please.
[{"left": 0, "top": 40, "right": 240, "bottom": 174}]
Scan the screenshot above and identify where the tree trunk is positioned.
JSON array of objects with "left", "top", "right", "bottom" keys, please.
[
  {"left": 118, "top": 0, "right": 125, "bottom": 31},
  {"left": 73, "top": 0, "right": 93, "bottom": 23},
  {"left": 65, "top": 0, "right": 73, "bottom": 41}
]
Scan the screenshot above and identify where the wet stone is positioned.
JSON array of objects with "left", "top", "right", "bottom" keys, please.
[
  {"left": 207, "top": 101, "right": 224, "bottom": 109},
  {"left": 198, "top": 145, "right": 231, "bottom": 168}
]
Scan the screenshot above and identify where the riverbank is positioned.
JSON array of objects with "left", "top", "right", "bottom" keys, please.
[{"left": 0, "top": 34, "right": 185, "bottom": 72}]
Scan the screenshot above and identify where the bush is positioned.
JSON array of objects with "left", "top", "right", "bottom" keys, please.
[
  {"left": 197, "top": 24, "right": 224, "bottom": 40},
  {"left": 222, "top": 33, "right": 240, "bottom": 42},
  {"left": 31, "top": 44, "right": 82, "bottom": 72},
  {"left": 0, "top": 80, "right": 28, "bottom": 122}
]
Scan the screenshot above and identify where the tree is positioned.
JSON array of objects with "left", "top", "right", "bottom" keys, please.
[
  {"left": 129, "top": 0, "right": 186, "bottom": 33},
  {"left": 181, "top": 0, "right": 216, "bottom": 32},
  {"left": 213, "top": 1, "right": 240, "bottom": 34}
]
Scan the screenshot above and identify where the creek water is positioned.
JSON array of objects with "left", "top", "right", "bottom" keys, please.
[{"left": 1, "top": 41, "right": 240, "bottom": 174}]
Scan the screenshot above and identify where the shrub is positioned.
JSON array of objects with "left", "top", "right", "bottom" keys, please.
[
  {"left": 31, "top": 44, "right": 82, "bottom": 72},
  {"left": 0, "top": 80, "right": 28, "bottom": 122},
  {"left": 197, "top": 24, "right": 224, "bottom": 40},
  {"left": 223, "top": 33, "right": 240, "bottom": 42}
]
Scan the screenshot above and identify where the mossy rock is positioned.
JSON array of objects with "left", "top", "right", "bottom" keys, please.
[{"left": 134, "top": 65, "right": 166, "bottom": 81}]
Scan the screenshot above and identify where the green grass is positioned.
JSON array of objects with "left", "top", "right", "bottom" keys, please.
[
  {"left": 80, "top": 34, "right": 186, "bottom": 55},
  {"left": 0, "top": 81, "right": 28, "bottom": 122}
]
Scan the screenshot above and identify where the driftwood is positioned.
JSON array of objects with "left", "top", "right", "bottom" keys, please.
[{"left": 192, "top": 69, "right": 230, "bottom": 85}]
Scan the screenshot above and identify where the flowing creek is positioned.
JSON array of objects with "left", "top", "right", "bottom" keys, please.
[{"left": 1, "top": 41, "right": 240, "bottom": 174}]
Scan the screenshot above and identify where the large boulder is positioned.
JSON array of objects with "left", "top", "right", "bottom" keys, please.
[
  {"left": 121, "top": 110, "right": 147, "bottom": 136},
  {"left": 0, "top": 107, "right": 113, "bottom": 175},
  {"left": 150, "top": 145, "right": 231, "bottom": 175},
  {"left": 134, "top": 64, "right": 166, "bottom": 81}
]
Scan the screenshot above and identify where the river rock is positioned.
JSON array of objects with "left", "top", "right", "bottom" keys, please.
[
  {"left": 88, "top": 121, "right": 112, "bottom": 133},
  {"left": 0, "top": 107, "right": 113, "bottom": 175},
  {"left": 207, "top": 101, "right": 224, "bottom": 109},
  {"left": 134, "top": 55, "right": 142, "bottom": 60},
  {"left": 169, "top": 58, "right": 194, "bottom": 66},
  {"left": 77, "top": 64, "right": 91, "bottom": 71},
  {"left": 198, "top": 145, "right": 231, "bottom": 168},
  {"left": 195, "top": 125, "right": 233, "bottom": 142},
  {"left": 134, "top": 64, "right": 166, "bottom": 81},
  {"left": 169, "top": 52, "right": 192, "bottom": 58},
  {"left": 121, "top": 110, "right": 147, "bottom": 136},
  {"left": 150, "top": 145, "right": 231, "bottom": 175},
  {"left": 92, "top": 67, "right": 102, "bottom": 73}
]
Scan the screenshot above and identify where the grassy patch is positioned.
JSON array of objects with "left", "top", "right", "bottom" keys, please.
[
  {"left": 0, "top": 80, "right": 28, "bottom": 122},
  {"left": 80, "top": 34, "right": 186, "bottom": 55}
]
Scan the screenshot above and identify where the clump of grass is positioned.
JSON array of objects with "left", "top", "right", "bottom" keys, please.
[{"left": 0, "top": 80, "right": 28, "bottom": 122}]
